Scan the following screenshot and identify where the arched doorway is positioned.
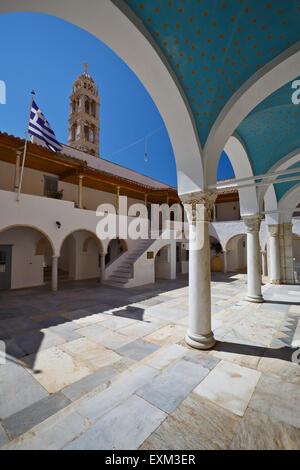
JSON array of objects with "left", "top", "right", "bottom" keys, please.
[
  {"left": 155, "top": 244, "right": 172, "bottom": 280},
  {"left": 59, "top": 230, "right": 103, "bottom": 282},
  {"left": 226, "top": 234, "right": 247, "bottom": 273},
  {"left": 210, "top": 236, "right": 223, "bottom": 272},
  {"left": 0, "top": 225, "right": 54, "bottom": 290},
  {"left": 105, "top": 238, "right": 127, "bottom": 266}
]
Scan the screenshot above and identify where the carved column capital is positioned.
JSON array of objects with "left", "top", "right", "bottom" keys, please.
[
  {"left": 268, "top": 224, "right": 280, "bottom": 238},
  {"left": 180, "top": 191, "right": 217, "bottom": 224},
  {"left": 243, "top": 214, "right": 262, "bottom": 233}
]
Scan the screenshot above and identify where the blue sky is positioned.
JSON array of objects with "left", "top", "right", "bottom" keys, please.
[{"left": 0, "top": 12, "right": 234, "bottom": 187}]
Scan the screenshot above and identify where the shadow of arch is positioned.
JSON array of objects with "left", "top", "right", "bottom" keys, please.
[{"left": 0, "top": 224, "right": 55, "bottom": 255}]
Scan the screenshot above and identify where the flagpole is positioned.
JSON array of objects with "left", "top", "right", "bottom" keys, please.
[{"left": 16, "top": 90, "right": 35, "bottom": 202}]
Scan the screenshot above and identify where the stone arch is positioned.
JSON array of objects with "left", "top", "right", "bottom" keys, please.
[
  {"left": 278, "top": 184, "right": 300, "bottom": 223},
  {"left": 59, "top": 229, "right": 103, "bottom": 256},
  {"left": 223, "top": 134, "right": 259, "bottom": 215},
  {"left": 258, "top": 148, "right": 300, "bottom": 210},
  {"left": 0, "top": 224, "right": 55, "bottom": 255},
  {"left": 0, "top": 1, "right": 203, "bottom": 194}
]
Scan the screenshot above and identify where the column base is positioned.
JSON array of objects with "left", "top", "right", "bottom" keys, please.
[
  {"left": 245, "top": 294, "right": 264, "bottom": 303},
  {"left": 185, "top": 330, "right": 216, "bottom": 350},
  {"left": 270, "top": 279, "right": 281, "bottom": 285}
]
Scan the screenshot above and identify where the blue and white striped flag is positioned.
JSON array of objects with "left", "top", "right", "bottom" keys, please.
[{"left": 28, "top": 100, "right": 63, "bottom": 152}]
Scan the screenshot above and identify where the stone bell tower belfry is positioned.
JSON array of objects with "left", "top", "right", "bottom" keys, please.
[{"left": 68, "top": 63, "right": 100, "bottom": 157}]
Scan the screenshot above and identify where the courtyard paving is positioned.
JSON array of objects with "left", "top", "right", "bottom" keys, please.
[{"left": 0, "top": 273, "right": 300, "bottom": 450}]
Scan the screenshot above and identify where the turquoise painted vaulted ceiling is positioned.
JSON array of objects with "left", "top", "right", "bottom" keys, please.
[{"left": 125, "top": 0, "right": 300, "bottom": 200}]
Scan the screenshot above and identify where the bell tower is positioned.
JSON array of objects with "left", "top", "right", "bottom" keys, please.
[{"left": 68, "top": 63, "right": 100, "bottom": 157}]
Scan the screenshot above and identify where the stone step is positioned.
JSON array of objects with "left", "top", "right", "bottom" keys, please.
[{"left": 108, "top": 275, "right": 128, "bottom": 283}]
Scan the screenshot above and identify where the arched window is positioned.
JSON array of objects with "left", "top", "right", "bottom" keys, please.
[
  {"left": 90, "top": 101, "right": 96, "bottom": 117},
  {"left": 90, "top": 128, "right": 94, "bottom": 143},
  {"left": 72, "top": 124, "right": 77, "bottom": 141},
  {"left": 85, "top": 96, "right": 89, "bottom": 114},
  {"left": 84, "top": 125, "right": 89, "bottom": 141}
]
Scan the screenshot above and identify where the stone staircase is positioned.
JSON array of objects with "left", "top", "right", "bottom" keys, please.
[{"left": 105, "top": 238, "right": 155, "bottom": 288}]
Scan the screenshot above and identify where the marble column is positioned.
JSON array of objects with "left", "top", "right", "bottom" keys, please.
[
  {"left": 243, "top": 215, "right": 264, "bottom": 303},
  {"left": 261, "top": 250, "right": 268, "bottom": 277},
  {"left": 181, "top": 190, "right": 217, "bottom": 349},
  {"left": 51, "top": 256, "right": 59, "bottom": 292},
  {"left": 223, "top": 250, "right": 228, "bottom": 274},
  {"left": 100, "top": 252, "right": 106, "bottom": 283},
  {"left": 213, "top": 204, "right": 217, "bottom": 222},
  {"left": 116, "top": 186, "right": 120, "bottom": 215},
  {"left": 268, "top": 224, "right": 281, "bottom": 284},
  {"left": 78, "top": 174, "right": 84, "bottom": 209},
  {"left": 14, "top": 150, "right": 21, "bottom": 192}
]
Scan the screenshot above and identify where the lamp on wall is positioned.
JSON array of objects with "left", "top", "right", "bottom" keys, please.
[{"left": 56, "top": 221, "right": 61, "bottom": 229}]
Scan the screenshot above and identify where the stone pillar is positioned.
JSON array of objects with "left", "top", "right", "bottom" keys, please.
[
  {"left": 268, "top": 224, "right": 281, "bottom": 284},
  {"left": 243, "top": 215, "right": 264, "bottom": 303},
  {"left": 279, "top": 223, "right": 294, "bottom": 284},
  {"left": 223, "top": 250, "right": 228, "bottom": 274},
  {"left": 100, "top": 252, "right": 106, "bottom": 282},
  {"left": 78, "top": 174, "right": 84, "bottom": 209},
  {"left": 51, "top": 256, "right": 59, "bottom": 292},
  {"left": 116, "top": 186, "right": 120, "bottom": 215},
  {"left": 181, "top": 190, "right": 217, "bottom": 349},
  {"left": 261, "top": 251, "right": 268, "bottom": 277},
  {"left": 144, "top": 193, "right": 148, "bottom": 218},
  {"left": 213, "top": 204, "right": 217, "bottom": 222},
  {"left": 14, "top": 150, "right": 21, "bottom": 192}
]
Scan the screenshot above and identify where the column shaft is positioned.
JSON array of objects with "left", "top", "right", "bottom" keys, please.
[
  {"left": 181, "top": 191, "right": 217, "bottom": 349},
  {"left": 223, "top": 250, "right": 228, "bottom": 274},
  {"left": 78, "top": 175, "right": 83, "bottom": 209},
  {"left": 244, "top": 215, "right": 264, "bottom": 303},
  {"left": 261, "top": 251, "right": 268, "bottom": 277},
  {"left": 268, "top": 225, "right": 281, "bottom": 284},
  {"left": 100, "top": 253, "right": 106, "bottom": 283},
  {"left": 14, "top": 151, "right": 21, "bottom": 192},
  {"left": 51, "top": 256, "right": 59, "bottom": 292}
]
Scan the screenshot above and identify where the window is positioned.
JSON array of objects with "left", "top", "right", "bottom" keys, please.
[
  {"left": 85, "top": 96, "right": 89, "bottom": 114},
  {"left": 44, "top": 176, "right": 58, "bottom": 197}
]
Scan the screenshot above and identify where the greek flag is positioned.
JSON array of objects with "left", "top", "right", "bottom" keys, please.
[{"left": 28, "top": 100, "right": 63, "bottom": 152}]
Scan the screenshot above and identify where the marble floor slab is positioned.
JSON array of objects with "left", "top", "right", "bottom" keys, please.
[
  {"left": 0, "top": 361, "right": 49, "bottom": 419},
  {"left": 230, "top": 407, "right": 300, "bottom": 450},
  {"left": 65, "top": 394, "right": 166, "bottom": 450},
  {"left": 140, "top": 393, "right": 241, "bottom": 450},
  {"left": 116, "top": 338, "right": 159, "bottom": 361},
  {"left": 194, "top": 360, "right": 261, "bottom": 417},
  {"left": 74, "top": 365, "right": 158, "bottom": 424},
  {"left": 137, "top": 359, "right": 209, "bottom": 413},
  {"left": 22, "top": 347, "right": 92, "bottom": 393},
  {"left": 249, "top": 375, "right": 300, "bottom": 429},
  {"left": 60, "top": 337, "right": 121, "bottom": 371}
]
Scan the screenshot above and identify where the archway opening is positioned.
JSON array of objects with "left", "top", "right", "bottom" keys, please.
[
  {"left": 210, "top": 236, "right": 223, "bottom": 272},
  {"left": 226, "top": 234, "right": 247, "bottom": 273},
  {"left": 105, "top": 238, "right": 127, "bottom": 266},
  {"left": 155, "top": 244, "right": 171, "bottom": 281},
  {"left": 0, "top": 226, "right": 54, "bottom": 290},
  {"left": 59, "top": 230, "right": 103, "bottom": 282}
]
